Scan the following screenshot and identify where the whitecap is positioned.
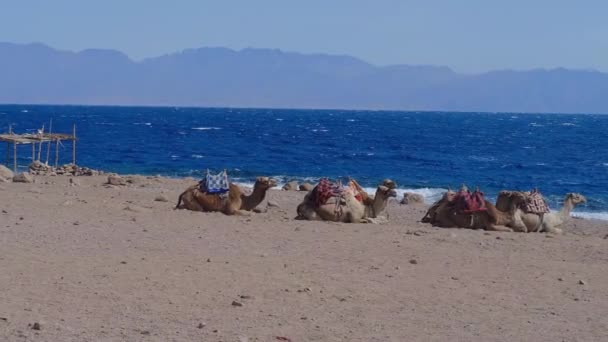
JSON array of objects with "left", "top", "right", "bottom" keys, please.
[
  {"left": 191, "top": 154, "right": 204, "bottom": 159},
  {"left": 571, "top": 212, "right": 608, "bottom": 221},
  {"left": 21, "top": 109, "right": 29, "bottom": 113},
  {"left": 276, "top": 118, "right": 284, "bottom": 121},
  {"left": 529, "top": 123, "right": 544, "bottom": 127},
  {"left": 561, "top": 123, "right": 576, "bottom": 126},
  {"left": 192, "top": 127, "right": 221, "bottom": 130},
  {"left": 134, "top": 122, "right": 152, "bottom": 126},
  {"left": 347, "top": 119, "right": 356, "bottom": 122}
]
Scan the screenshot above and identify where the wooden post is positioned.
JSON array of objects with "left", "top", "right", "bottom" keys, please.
[
  {"left": 13, "top": 142, "right": 17, "bottom": 172},
  {"left": 37, "top": 124, "right": 44, "bottom": 161},
  {"left": 55, "top": 139, "right": 60, "bottom": 168},
  {"left": 72, "top": 124, "right": 76, "bottom": 165},
  {"left": 45, "top": 119, "right": 53, "bottom": 165}
]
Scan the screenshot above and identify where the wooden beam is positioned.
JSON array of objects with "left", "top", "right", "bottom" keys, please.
[
  {"left": 72, "top": 124, "right": 76, "bottom": 165},
  {"left": 13, "top": 142, "right": 17, "bottom": 172}
]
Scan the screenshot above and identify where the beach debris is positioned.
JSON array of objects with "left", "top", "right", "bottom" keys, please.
[
  {"left": 13, "top": 172, "right": 34, "bottom": 183},
  {"left": 123, "top": 205, "right": 151, "bottom": 213},
  {"left": 239, "top": 295, "right": 253, "bottom": 300},
  {"left": 231, "top": 300, "right": 243, "bottom": 307},
  {"left": 28, "top": 161, "right": 100, "bottom": 176},
  {"left": 409, "top": 259, "right": 418, "bottom": 265},
  {"left": 558, "top": 277, "right": 564, "bottom": 281},
  {"left": 276, "top": 336, "right": 292, "bottom": 342},
  {"left": 154, "top": 195, "right": 169, "bottom": 202},
  {"left": 579, "top": 280, "right": 587, "bottom": 285},
  {"left": 197, "top": 323, "right": 206, "bottom": 329},
  {"left": 267, "top": 200, "right": 280, "bottom": 208},
  {"left": 401, "top": 192, "right": 424, "bottom": 205},
  {"left": 0, "top": 164, "right": 14, "bottom": 180},
  {"left": 282, "top": 180, "right": 299, "bottom": 191},
  {"left": 29, "top": 322, "right": 41, "bottom": 330},
  {"left": 299, "top": 182, "right": 314, "bottom": 191},
  {"left": 69, "top": 178, "right": 80, "bottom": 186},
  {"left": 140, "top": 330, "right": 150, "bottom": 335},
  {"left": 107, "top": 175, "right": 126, "bottom": 186}
]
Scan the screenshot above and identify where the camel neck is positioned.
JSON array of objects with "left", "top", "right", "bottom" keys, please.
[
  {"left": 241, "top": 184, "right": 267, "bottom": 211},
  {"left": 559, "top": 198, "right": 574, "bottom": 218}
]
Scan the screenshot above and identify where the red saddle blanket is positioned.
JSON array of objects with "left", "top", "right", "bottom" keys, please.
[
  {"left": 311, "top": 179, "right": 363, "bottom": 207},
  {"left": 453, "top": 189, "right": 487, "bottom": 214}
]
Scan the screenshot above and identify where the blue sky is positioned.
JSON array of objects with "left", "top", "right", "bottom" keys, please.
[{"left": 1, "top": 0, "right": 606, "bottom": 72}]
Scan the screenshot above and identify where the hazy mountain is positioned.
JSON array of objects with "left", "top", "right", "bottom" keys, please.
[{"left": 1, "top": 42, "right": 607, "bottom": 113}]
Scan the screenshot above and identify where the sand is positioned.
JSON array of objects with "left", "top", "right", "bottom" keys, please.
[{"left": 1, "top": 174, "right": 607, "bottom": 341}]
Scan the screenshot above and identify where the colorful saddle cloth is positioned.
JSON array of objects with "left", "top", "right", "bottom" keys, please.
[
  {"left": 523, "top": 189, "right": 550, "bottom": 214},
  {"left": 309, "top": 178, "right": 366, "bottom": 207},
  {"left": 453, "top": 189, "right": 487, "bottom": 214},
  {"left": 199, "top": 169, "right": 230, "bottom": 194}
]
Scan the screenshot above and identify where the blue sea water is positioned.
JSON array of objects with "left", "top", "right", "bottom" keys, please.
[{"left": 1, "top": 105, "right": 607, "bottom": 219}]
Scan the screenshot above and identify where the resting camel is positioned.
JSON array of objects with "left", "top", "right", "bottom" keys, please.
[
  {"left": 175, "top": 177, "right": 277, "bottom": 215},
  {"left": 496, "top": 192, "right": 587, "bottom": 234},
  {"left": 421, "top": 190, "right": 527, "bottom": 232},
  {"left": 296, "top": 180, "right": 398, "bottom": 223}
]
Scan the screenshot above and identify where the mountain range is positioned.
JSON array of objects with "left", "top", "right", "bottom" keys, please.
[{"left": 1, "top": 42, "right": 607, "bottom": 114}]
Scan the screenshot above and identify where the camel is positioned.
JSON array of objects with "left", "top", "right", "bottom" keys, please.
[
  {"left": 421, "top": 190, "right": 527, "bottom": 232},
  {"left": 175, "top": 177, "right": 277, "bottom": 215},
  {"left": 496, "top": 191, "right": 587, "bottom": 234},
  {"left": 296, "top": 180, "right": 398, "bottom": 223}
]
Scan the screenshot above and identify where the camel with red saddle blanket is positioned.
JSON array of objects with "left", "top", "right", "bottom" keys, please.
[
  {"left": 296, "top": 178, "right": 397, "bottom": 223},
  {"left": 496, "top": 191, "right": 586, "bottom": 234},
  {"left": 421, "top": 186, "right": 527, "bottom": 232}
]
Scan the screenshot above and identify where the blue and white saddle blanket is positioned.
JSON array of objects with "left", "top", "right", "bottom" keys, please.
[{"left": 198, "top": 169, "right": 230, "bottom": 194}]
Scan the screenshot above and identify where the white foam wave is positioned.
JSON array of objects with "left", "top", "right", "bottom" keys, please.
[
  {"left": 134, "top": 122, "right": 152, "bottom": 126},
  {"left": 561, "top": 123, "right": 576, "bottom": 126},
  {"left": 191, "top": 154, "right": 204, "bottom": 159},
  {"left": 192, "top": 127, "right": 222, "bottom": 130},
  {"left": 571, "top": 212, "right": 608, "bottom": 221}
]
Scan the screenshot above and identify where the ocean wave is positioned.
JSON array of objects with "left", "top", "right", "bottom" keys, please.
[
  {"left": 134, "top": 122, "right": 152, "bottom": 126},
  {"left": 571, "top": 211, "right": 608, "bottom": 221},
  {"left": 191, "top": 154, "right": 204, "bottom": 159},
  {"left": 561, "top": 123, "right": 576, "bottom": 126},
  {"left": 192, "top": 127, "right": 222, "bottom": 130}
]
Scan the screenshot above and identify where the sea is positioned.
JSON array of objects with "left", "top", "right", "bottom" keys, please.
[{"left": 1, "top": 105, "right": 607, "bottom": 220}]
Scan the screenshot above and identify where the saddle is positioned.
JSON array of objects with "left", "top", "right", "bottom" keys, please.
[
  {"left": 452, "top": 188, "right": 487, "bottom": 214},
  {"left": 310, "top": 178, "right": 365, "bottom": 207},
  {"left": 198, "top": 169, "right": 230, "bottom": 196},
  {"left": 522, "top": 189, "right": 550, "bottom": 214}
]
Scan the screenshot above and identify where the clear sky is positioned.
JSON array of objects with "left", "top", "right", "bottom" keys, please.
[{"left": 1, "top": 0, "right": 606, "bottom": 73}]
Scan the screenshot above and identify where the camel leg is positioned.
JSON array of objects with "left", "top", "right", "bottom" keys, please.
[
  {"left": 486, "top": 224, "right": 513, "bottom": 232},
  {"left": 234, "top": 210, "right": 253, "bottom": 216},
  {"left": 544, "top": 226, "right": 563, "bottom": 234}
]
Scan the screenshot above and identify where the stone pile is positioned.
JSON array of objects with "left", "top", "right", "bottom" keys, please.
[{"left": 28, "top": 161, "right": 103, "bottom": 177}]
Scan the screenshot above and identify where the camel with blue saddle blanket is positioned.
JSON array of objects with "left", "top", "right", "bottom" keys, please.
[
  {"left": 175, "top": 171, "right": 277, "bottom": 215},
  {"left": 296, "top": 178, "right": 397, "bottom": 223}
]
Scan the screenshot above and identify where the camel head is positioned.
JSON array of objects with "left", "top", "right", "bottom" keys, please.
[
  {"left": 375, "top": 185, "right": 397, "bottom": 200},
  {"left": 443, "top": 190, "right": 457, "bottom": 202},
  {"left": 254, "top": 177, "right": 278, "bottom": 190},
  {"left": 381, "top": 179, "right": 397, "bottom": 190},
  {"left": 565, "top": 193, "right": 587, "bottom": 206}
]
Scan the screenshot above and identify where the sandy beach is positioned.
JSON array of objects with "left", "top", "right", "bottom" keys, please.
[{"left": 1, "top": 174, "right": 608, "bottom": 341}]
